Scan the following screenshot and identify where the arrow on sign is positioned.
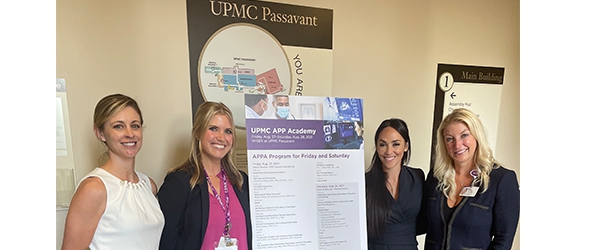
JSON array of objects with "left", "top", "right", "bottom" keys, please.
[{"left": 450, "top": 92, "right": 456, "bottom": 99}]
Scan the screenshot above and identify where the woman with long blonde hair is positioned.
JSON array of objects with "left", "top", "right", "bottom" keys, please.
[
  {"left": 423, "top": 108, "right": 519, "bottom": 250},
  {"left": 157, "top": 101, "right": 252, "bottom": 250}
]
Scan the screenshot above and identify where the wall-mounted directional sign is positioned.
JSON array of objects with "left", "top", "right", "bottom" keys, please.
[{"left": 430, "top": 63, "right": 505, "bottom": 168}]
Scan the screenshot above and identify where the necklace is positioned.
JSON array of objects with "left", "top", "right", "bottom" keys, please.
[{"left": 457, "top": 169, "right": 479, "bottom": 186}]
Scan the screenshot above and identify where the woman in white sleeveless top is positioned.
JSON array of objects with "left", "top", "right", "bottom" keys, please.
[{"left": 62, "top": 94, "right": 165, "bottom": 250}]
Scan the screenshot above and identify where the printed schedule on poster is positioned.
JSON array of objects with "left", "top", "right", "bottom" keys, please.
[{"left": 245, "top": 94, "right": 367, "bottom": 250}]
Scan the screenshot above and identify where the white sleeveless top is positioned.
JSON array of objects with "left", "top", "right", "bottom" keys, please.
[{"left": 80, "top": 168, "right": 165, "bottom": 250}]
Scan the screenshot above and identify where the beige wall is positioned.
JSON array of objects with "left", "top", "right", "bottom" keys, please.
[{"left": 57, "top": 0, "right": 520, "bottom": 249}]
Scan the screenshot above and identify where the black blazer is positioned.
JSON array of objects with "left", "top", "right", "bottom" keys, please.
[
  {"left": 423, "top": 166, "right": 519, "bottom": 250},
  {"left": 157, "top": 166, "right": 252, "bottom": 250}
]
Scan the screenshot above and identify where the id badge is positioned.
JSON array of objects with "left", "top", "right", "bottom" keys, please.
[
  {"left": 215, "top": 236, "right": 238, "bottom": 250},
  {"left": 459, "top": 186, "right": 479, "bottom": 197}
]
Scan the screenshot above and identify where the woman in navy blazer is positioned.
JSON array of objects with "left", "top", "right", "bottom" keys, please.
[
  {"left": 366, "top": 118, "right": 426, "bottom": 249},
  {"left": 424, "top": 108, "right": 519, "bottom": 250}
]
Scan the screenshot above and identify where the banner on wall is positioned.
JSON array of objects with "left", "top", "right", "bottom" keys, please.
[
  {"left": 430, "top": 63, "right": 505, "bottom": 167},
  {"left": 245, "top": 94, "right": 367, "bottom": 250},
  {"left": 186, "top": 0, "right": 334, "bottom": 129}
]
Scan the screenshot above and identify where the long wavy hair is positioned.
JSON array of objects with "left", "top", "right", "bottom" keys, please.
[
  {"left": 168, "top": 101, "right": 243, "bottom": 190},
  {"left": 365, "top": 118, "right": 411, "bottom": 238},
  {"left": 433, "top": 108, "right": 499, "bottom": 198}
]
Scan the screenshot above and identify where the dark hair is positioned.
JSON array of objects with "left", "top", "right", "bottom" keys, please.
[
  {"left": 365, "top": 118, "right": 411, "bottom": 238},
  {"left": 373, "top": 118, "right": 411, "bottom": 166},
  {"left": 244, "top": 94, "right": 267, "bottom": 107},
  {"left": 273, "top": 94, "right": 289, "bottom": 101}
]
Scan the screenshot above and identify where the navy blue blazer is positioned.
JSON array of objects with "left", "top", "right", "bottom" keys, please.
[
  {"left": 367, "top": 166, "right": 426, "bottom": 250},
  {"left": 157, "top": 166, "right": 252, "bottom": 250},
  {"left": 423, "top": 166, "right": 519, "bottom": 250}
]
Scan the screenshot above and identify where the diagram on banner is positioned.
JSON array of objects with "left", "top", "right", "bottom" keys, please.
[{"left": 199, "top": 23, "right": 292, "bottom": 128}]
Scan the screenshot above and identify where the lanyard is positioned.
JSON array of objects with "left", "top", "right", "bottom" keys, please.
[{"left": 205, "top": 167, "right": 232, "bottom": 241}]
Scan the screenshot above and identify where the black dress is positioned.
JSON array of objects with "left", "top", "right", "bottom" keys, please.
[{"left": 368, "top": 166, "right": 425, "bottom": 250}]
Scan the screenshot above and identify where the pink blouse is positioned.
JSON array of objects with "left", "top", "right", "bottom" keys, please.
[{"left": 200, "top": 171, "right": 248, "bottom": 250}]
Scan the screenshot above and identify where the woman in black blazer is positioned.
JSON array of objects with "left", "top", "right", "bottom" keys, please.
[
  {"left": 157, "top": 102, "right": 252, "bottom": 250},
  {"left": 366, "top": 118, "right": 426, "bottom": 249},
  {"left": 424, "top": 108, "right": 519, "bottom": 250}
]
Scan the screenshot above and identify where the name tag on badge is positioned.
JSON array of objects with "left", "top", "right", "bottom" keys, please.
[
  {"left": 215, "top": 236, "right": 238, "bottom": 250},
  {"left": 459, "top": 186, "right": 479, "bottom": 197}
]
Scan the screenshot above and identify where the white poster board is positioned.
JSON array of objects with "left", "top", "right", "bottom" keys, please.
[{"left": 246, "top": 94, "right": 367, "bottom": 250}]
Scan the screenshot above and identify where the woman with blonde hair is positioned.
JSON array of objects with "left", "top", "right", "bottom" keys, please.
[
  {"left": 424, "top": 108, "right": 519, "bottom": 250},
  {"left": 62, "top": 93, "right": 164, "bottom": 250},
  {"left": 157, "top": 101, "right": 252, "bottom": 250}
]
